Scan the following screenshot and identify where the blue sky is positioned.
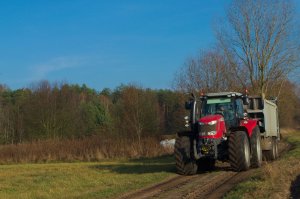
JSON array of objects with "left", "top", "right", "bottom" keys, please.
[{"left": 0, "top": 1, "right": 249, "bottom": 90}]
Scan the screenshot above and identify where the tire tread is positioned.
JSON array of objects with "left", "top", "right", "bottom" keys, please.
[
  {"left": 174, "top": 134, "right": 197, "bottom": 175},
  {"left": 229, "top": 131, "right": 250, "bottom": 171}
]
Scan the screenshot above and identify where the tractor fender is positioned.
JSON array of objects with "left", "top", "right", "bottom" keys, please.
[{"left": 240, "top": 119, "right": 258, "bottom": 137}]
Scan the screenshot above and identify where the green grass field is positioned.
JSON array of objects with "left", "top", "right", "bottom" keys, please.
[{"left": 0, "top": 155, "right": 176, "bottom": 199}]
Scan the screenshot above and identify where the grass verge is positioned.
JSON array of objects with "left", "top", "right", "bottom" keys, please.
[
  {"left": 224, "top": 129, "right": 300, "bottom": 199},
  {"left": 0, "top": 155, "right": 176, "bottom": 199},
  {"left": 0, "top": 136, "right": 173, "bottom": 164}
]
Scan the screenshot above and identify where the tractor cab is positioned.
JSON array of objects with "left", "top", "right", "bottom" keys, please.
[
  {"left": 185, "top": 92, "right": 249, "bottom": 137},
  {"left": 200, "top": 92, "right": 246, "bottom": 131}
]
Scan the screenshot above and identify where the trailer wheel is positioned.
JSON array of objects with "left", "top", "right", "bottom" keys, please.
[
  {"left": 250, "top": 126, "right": 262, "bottom": 168},
  {"left": 274, "top": 137, "right": 279, "bottom": 158},
  {"left": 175, "top": 133, "right": 198, "bottom": 175},
  {"left": 229, "top": 131, "right": 251, "bottom": 171},
  {"left": 264, "top": 137, "right": 278, "bottom": 161}
]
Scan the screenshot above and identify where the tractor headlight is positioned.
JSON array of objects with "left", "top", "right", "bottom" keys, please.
[
  {"left": 207, "top": 131, "right": 217, "bottom": 135},
  {"left": 199, "top": 132, "right": 206, "bottom": 136},
  {"left": 208, "top": 120, "right": 217, "bottom": 125},
  {"left": 199, "top": 131, "right": 217, "bottom": 136}
]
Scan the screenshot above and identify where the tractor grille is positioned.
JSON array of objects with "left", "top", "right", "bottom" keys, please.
[{"left": 199, "top": 124, "right": 216, "bottom": 136}]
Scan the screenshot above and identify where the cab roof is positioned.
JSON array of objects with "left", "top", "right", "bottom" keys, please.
[{"left": 205, "top": 92, "right": 243, "bottom": 97}]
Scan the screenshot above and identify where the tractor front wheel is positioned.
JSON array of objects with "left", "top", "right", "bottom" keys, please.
[
  {"left": 229, "top": 131, "right": 251, "bottom": 171},
  {"left": 174, "top": 133, "right": 198, "bottom": 175}
]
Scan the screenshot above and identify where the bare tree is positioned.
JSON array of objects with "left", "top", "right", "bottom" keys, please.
[
  {"left": 217, "top": 0, "right": 300, "bottom": 98},
  {"left": 174, "top": 49, "right": 240, "bottom": 93},
  {"left": 116, "top": 85, "right": 160, "bottom": 152}
]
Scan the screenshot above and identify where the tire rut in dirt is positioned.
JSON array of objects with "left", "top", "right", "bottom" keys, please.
[
  {"left": 118, "top": 175, "right": 200, "bottom": 199},
  {"left": 200, "top": 170, "right": 254, "bottom": 199},
  {"left": 150, "top": 172, "right": 224, "bottom": 199},
  {"left": 181, "top": 171, "right": 238, "bottom": 199}
]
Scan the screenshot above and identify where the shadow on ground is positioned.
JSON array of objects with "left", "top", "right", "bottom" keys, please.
[
  {"left": 290, "top": 175, "right": 300, "bottom": 199},
  {"left": 90, "top": 155, "right": 176, "bottom": 174},
  {"left": 91, "top": 163, "right": 177, "bottom": 174},
  {"left": 90, "top": 155, "right": 233, "bottom": 174}
]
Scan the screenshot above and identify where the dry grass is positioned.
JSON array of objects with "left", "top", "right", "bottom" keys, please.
[
  {"left": 261, "top": 129, "right": 300, "bottom": 198},
  {"left": 0, "top": 136, "right": 173, "bottom": 164},
  {"left": 264, "top": 160, "right": 300, "bottom": 197},
  {"left": 225, "top": 129, "right": 300, "bottom": 199}
]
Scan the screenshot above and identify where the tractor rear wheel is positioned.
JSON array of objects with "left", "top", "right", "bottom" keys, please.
[
  {"left": 229, "top": 131, "right": 251, "bottom": 171},
  {"left": 250, "top": 126, "right": 262, "bottom": 168},
  {"left": 264, "top": 137, "right": 278, "bottom": 161},
  {"left": 175, "top": 133, "right": 198, "bottom": 175}
]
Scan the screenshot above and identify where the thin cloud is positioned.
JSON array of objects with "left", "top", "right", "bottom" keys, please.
[{"left": 32, "top": 56, "right": 87, "bottom": 80}]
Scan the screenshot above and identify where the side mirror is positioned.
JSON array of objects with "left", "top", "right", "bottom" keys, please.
[
  {"left": 242, "top": 96, "right": 249, "bottom": 105},
  {"left": 185, "top": 101, "right": 192, "bottom": 110}
]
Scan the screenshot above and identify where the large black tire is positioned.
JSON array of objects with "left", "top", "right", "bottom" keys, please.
[
  {"left": 197, "top": 157, "right": 216, "bottom": 171},
  {"left": 250, "top": 126, "right": 262, "bottom": 168},
  {"left": 174, "top": 134, "right": 198, "bottom": 175},
  {"left": 228, "top": 131, "right": 251, "bottom": 171},
  {"left": 264, "top": 137, "right": 278, "bottom": 161}
]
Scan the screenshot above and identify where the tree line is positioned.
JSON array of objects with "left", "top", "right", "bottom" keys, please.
[
  {"left": 0, "top": 79, "right": 299, "bottom": 146},
  {"left": 0, "top": 81, "right": 187, "bottom": 144}
]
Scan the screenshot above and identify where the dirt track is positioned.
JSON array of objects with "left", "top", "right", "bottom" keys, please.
[
  {"left": 119, "top": 162, "right": 254, "bottom": 199},
  {"left": 118, "top": 141, "right": 290, "bottom": 199}
]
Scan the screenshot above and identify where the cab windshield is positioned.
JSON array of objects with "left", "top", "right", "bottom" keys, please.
[{"left": 202, "top": 98, "right": 235, "bottom": 122}]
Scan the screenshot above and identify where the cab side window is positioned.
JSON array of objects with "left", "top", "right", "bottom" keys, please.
[{"left": 236, "top": 99, "right": 244, "bottom": 118}]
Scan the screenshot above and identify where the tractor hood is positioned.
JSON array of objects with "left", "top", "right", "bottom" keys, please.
[
  {"left": 198, "top": 114, "right": 223, "bottom": 124},
  {"left": 198, "top": 114, "right": 226, "bottom": 138}
]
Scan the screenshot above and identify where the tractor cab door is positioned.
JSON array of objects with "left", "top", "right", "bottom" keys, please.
[
  {"left": 235, "top": 98, "right": 244, "bottom": 119},
  {"left": 221, "top": 98, "right": 245, "bottom": 129},
  {"left": 202, "top": 97, "right": 237, "bottom": 129}
]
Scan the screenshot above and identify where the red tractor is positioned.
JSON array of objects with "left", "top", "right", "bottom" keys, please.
[{"left": 175, "top": 92, "right": 279, "bottom": 175}]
